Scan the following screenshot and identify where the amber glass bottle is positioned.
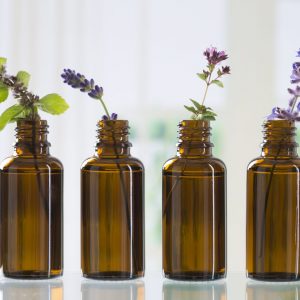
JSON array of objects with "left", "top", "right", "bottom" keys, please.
[
  {"left": 247, "top": 120, "right": 300, "bottom": 281},
  {"left": 162, "top": 120, "right": 226, "bottom": 281},
  {"left": 0, "top": 120, "right": 63, "bottom": 279},
  {"left": 81, "top": 120, "right": 144, "bottom": 280}
]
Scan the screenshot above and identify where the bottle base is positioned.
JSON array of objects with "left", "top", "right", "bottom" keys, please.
[
  {"left": 3, "top": 270, "right": 63, "bottom": 280},
  {"left": 247, "top": 272, "right": 300, "bottom": 282},
  {"left": 83, "top": 271, "right": 144, "bottom": 280},
  {"left": 164, "top": 271, "right": 226, "bottom": 281}
]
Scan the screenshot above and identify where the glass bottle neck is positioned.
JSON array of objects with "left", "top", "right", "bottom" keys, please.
[
  {"left": 95, "top": 120, "right": 132, "bottom": 158},
  {"left": 261, "top": 120, "right": 298, "bottom": 158},
  {"left": 14, "top": 120, "right": 50, "bottom": 157},
  {"left": 177, "top": 120, "right": 213, "bottom": 158}
]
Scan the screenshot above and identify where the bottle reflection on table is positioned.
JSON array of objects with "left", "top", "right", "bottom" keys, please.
[
  {"left": 163, "top": 280, "right": 227, "bottom": 300},
  {"left": 0, "top": 280, "right": 63, "bottom": 300},
  {"left": 247, "top": 281, "right": 300, "bottom": 299},
  {"left": 81, "top": 280, "right": 144, "bottom": 300}
]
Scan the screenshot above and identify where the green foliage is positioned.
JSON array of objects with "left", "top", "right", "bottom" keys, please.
[
  {"left": 16, "top": 71, "right": 30, "bottom": 87},
  {"left": 197, "top": 73, "right": 208, "bottom": 81},
  {"left": 0, "top": 57, "right": 7, "bottom": 67},
  {"left": 0, "top": 105, "right": 24, "bottom": 130},
  {"left": 184, "top": 98, "right": 217, "bottom": 121},
  {"left": 0, "top": 57, "right": 69, "bottom": 131},
  {"left": 0, "top": 87, "right": 9, "bottom": 103},
  {"left": 211, "top": 79, "right": 224, "bottom": 88},
  {"left": 38, "top": 94, "right": 69, "bottom": 115}
]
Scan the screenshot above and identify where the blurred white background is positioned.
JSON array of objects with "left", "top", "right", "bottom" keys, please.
[{"left": 0, "top": 0, "right": 299, "bottom": 275}]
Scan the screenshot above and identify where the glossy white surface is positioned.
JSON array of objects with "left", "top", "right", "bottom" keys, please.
[{"left": 1, "top": 272, "right": 300, "bottom": 300}]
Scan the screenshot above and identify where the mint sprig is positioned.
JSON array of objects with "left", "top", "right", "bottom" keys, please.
[{"left": 0, "top": 57, "right": 69, "bottom": 131}]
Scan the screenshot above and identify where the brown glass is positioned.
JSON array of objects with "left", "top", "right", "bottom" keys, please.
[
  {"left": 247, "top": 120, "right": 300, "bottom": 281},
  {"left": 162, "top": 120, "right": 227, "bottom": 281},
  {"left": 0, "top": 120, "right": 63, "bottom": 279},
  {"left": 81, "top": 120, "right": 144, "bottom": 280}
]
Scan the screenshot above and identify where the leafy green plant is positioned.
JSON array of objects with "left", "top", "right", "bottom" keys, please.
[
  {"left": 0, "top": 57, "right": 69, "bottom": 130},
  {"left": 184, "top": 47, "right": 230, "bottom": 121}
]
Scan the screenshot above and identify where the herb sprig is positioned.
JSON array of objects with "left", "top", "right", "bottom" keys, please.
[
  {"left": 61, "top": 69, "right": 117, "bottom": 120},
  {"left": 268, "top": 49, "right": 300, "bottom": 121},
  {"left": 0, "top": 57, "right": 69, "bottom": 131},
  {"left": 184, "top": 47, "right": 230, "bottom": 121}
]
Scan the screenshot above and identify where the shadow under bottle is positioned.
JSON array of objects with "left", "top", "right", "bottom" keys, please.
[
  {"left": 0, "top": 120, "right": 63, "bottom": 279},
  {"left": 247, "top": 120, "right": 300, "bottom": 281},
  {"left": 81, "top": 120, "right": 144, "bottom": 280},
  {"left": 162, "top": 120, "right": 227, "bottom": 281}
]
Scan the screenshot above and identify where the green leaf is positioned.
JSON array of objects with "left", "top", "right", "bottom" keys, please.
[
  {"left": 203, "top": 110, "right": 217, "bottom": 117},
  {"left": 0, "top": 104, "right": 24, "bottom": 131},
  {"left": 211, "top": 80, "right": 224, "bottom": 88},
  {"left": 184, "top": 105, "right": 197, "bottom": 114},
  {"left": 189, "top": 99, "right": 203, "bottom": 111},
  {"left": 0, "top": 87, "right": 9, "bottom": 103},
  {"left": 38, "top": 93, "right": 69, "bottom": 115},
  {"left": 0, "top": 57, "right": 7, "bottom": 67},
  {"left": 197, "top": 73, "right": 207, "bottom": 81},
  {"left": 202, "top": 115, "right": 216, "bottom": 121},
  {"left": 16, "top": 71, "right": 30, "bottom": 87},
  {"left": 9, "top": 108, "right": 31, "bottom": 122}
]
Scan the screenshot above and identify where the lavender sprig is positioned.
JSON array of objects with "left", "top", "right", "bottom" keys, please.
[
  {"left": 268, "top": 48, "right": 300, "bottom": 121},
  {"left": 184, "top": 47, "right": 230, "bottom": 121},
  {"left": 61, "top": 69, "right": 117, "bottom": 120}
]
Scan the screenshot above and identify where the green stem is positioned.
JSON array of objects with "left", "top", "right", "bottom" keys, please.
[
  {"left": 201, "top": 66, "right": 214, "bottom": 106},
  {"left": 99, "top": 97, "right": 111, "bottom": 119}
]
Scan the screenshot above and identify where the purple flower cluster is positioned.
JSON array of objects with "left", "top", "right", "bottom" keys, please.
[
  {"left": 291, "top": 62, "right": 300, "bottom": 84},
  {"left": 61, "top": 69, "right": 103, "bottom": 98},
  {"left": 268, "top": 49, "right": 300, "bottom": 121},
  {"left": 61, "top": 68, "right": 117, "bottom": 120},
  {"left": 204, "top": 47, "right": 228, "bottom": 65},
  {"left": 102, "top": 113, "right": 118, "bottom": 120}
]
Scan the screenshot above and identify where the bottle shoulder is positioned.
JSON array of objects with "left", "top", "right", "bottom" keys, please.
[
  {"left": 0, "top": 155, "right": 63, "bottom": 172},
  {"left": 81, "top": 155, "right": 144, "bottom": 172},
  {"left": 162, "top": 155, "right": 226, "bottom": 174},
  {"left": 247, "top": 156, "right": 300, "bottom": 172}
]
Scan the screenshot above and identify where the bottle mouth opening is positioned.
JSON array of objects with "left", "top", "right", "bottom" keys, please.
[
  {"left": 179, "top": 120, "right": 210, "bottom": 127},
  {"left": 264, "top": 119, "right": 295, "bottom": 128},
  {"left": 16, "top": 119, "right": 48, "bottom": 127}
]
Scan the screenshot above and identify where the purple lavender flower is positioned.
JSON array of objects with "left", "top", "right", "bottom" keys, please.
[
  {"left": 88, "top": 85, "right": 103, "bottom": 99},
  {"left": 102, "top": 113, "right": 118, "bottom": 121},
  {"left": 203, "top": 47, "right": 228, "bottom": 65},
  {"left": 268, "top": 48, "right": 300, "bottom": 122},
  {"left": 62, "top": 68, "right": 117, "bottom": 120},
  {"left": 291, "top": 64, "right": 300, "bottom": 84},
  {"left": 288, "top": 86, "right": 300, "bottom": 97}
]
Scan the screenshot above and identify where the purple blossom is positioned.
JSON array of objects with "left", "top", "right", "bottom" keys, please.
[
  {"left": 221, "top": 66, "right": 230, "bottom": 74},
  {"left": 268, "top": 48, "right": 300, "bottom": 122},
  {"left": 288, "top": 86, "right": 300, "bottom": 97},
  {"left": 62, "top": 68, "right": 118, "bottom": 120},
  {"left": 102, "top": 113, "right": 118, "bottom": 121},
  {"left": 291, "top": 65, "right": 300, "bottom": 84},
  {"left": 203, "top": 47, "right": 228, "bottom": 65},
  {"left": 61, "top": 69, "right": 95, "bottom": 92},
  {"left": 88, "top": 85, "right": 103, "bottom": 99},
  {"left": 268, "top": 106, "right": 300, "bottom": 121}
]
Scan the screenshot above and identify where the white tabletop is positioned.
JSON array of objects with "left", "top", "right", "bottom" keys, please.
[{"left": 1, "top": 271, "right": 300, "bottom": 300}]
